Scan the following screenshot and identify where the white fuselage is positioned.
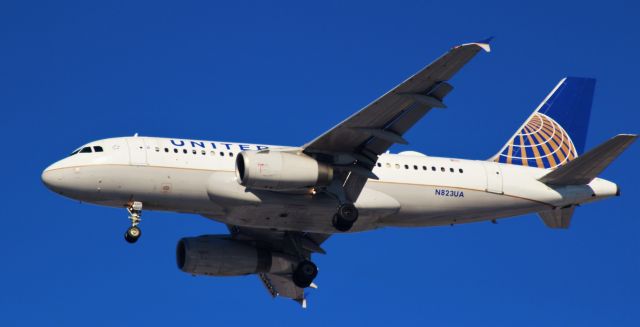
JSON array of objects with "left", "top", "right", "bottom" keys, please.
[{"left": 41, "top": 136, "right": 619, "bottom": 233}]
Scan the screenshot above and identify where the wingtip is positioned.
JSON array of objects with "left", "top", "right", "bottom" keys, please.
[{"left": 461, "top": 36, "right": 493, "bottom": 52}]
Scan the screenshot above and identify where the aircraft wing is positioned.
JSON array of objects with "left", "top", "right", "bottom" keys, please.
[
  {"left": 303, "top": 39, "right": 491, "bottom": 202},
  {"left": 259, "top": 273, "right": 310, "bottom": 307},
  {"left": 226, "top": 225, "right": 329, "bottom": 307}
]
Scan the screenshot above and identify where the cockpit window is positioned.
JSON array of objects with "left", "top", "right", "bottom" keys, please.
[
  {"left": 70, "top": 149, "right": 81, "bottom": 156},
  {"left": 93, "top": 146, "right": 104, "bottom": 152},
  {"left": 80, "top": 147, "right": 92, "bottom": 153}
]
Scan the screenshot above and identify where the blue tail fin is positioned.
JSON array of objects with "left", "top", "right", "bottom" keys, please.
[{"left": 492, "top": 77, "right": 595, "bottom": 169}]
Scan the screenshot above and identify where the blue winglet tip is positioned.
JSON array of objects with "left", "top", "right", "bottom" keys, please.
[{"left": 478, "top": 36, "right": 494, "bottom": 44}]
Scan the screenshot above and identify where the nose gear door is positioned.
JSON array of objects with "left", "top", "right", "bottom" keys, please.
[{"left": 126, "top": 137, "right": 148, "bottom": 165}]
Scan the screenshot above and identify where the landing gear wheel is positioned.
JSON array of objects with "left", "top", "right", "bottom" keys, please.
[
  {"left": 332, "top": 214, "right": 353, "bottom": 232},
  {"left": 293, "top": 260, "right": 318, "bottom": 288},
  {"left": 332, "top": 203, "right": 358, "bottom": 232},
  {"left": 124, "top": 226, "right": 141, "bottom": 243},
  {"left": 338, "top": 203, "right": 359, "bottom": 222}
]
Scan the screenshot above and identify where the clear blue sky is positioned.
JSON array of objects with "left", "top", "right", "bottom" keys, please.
[{"left": 1, "top": 1, "right": 638, "bottom": 325}]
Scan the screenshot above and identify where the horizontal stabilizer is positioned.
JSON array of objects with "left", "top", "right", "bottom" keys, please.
[
  {"left": 539, "top": 134, "right": 637, "bottom": 186},
  {"left": 538, "top": 206, "right": 575, "bottom": 229}
]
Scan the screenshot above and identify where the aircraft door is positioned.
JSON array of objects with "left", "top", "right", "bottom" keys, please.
[
  {"left": 483, "top": 162, "right": 503, "bottom": 194},
  {"left": 126, "top": 137, "right": 148, "bottom": 165}
]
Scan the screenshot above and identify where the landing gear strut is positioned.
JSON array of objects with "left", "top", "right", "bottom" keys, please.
[
  {"left": 324, "top": 180, "right": 359, "bottom": 232},
  {"left": 292, "top": 260, "right": 318, "bottom": 288},
  {"left": 124, "top": 201, "right": 143, "bottom": 243},
  {"left": 332, "top": 203, "right": 358, "bottom": 232}
]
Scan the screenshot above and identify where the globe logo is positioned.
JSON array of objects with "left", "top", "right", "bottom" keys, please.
[{"left": 495, "top": 112, "right": 577, "bottom": 169}]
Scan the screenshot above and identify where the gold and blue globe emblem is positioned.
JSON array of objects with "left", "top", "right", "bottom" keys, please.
[{"left": 495, "top": 112, "right": 577, "bottom": 169}]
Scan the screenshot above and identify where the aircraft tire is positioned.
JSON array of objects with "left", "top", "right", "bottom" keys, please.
[
  {"left": 332, "top": 214, "right": 353, "bottom": 232},
  {"left": 337, "top": 203, "right": 358, "bottom": 223},
  {"left": 124, "top": 226, "right": 141, "bottom": 243},
  {"left": 293, "top": 260, "right": 318, "bottom": 288}
]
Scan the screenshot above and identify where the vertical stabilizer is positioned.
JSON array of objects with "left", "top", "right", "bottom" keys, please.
[
  {"left": 492, "top": 77, "right": 596, "bottom": 169},
  {"left": 539, "top": 206, "right": 575, "bottom": 229}
]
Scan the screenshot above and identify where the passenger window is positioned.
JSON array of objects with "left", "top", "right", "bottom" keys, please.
[
  {"left": 395, "top": 164, "right": 400, "bottom": 169},
  {"left": 422, "top": 166, "right": 427, "bottom": 170},
  {"left": 413, "top": 165, "right": 418, "bottom": 170},
  {"left": 210, "top": 151, "right": 216, "bottom": 156},
  {"left": 431, "top": 166, "right": 436, "bottom": 171},
  {"left": 459, "top": 168, "right": 464, "bottom": 173},
  {"left": 183, "top": 149, "right": 187, "bottom": 154},
  {"left": 376, "top": 163, "right": 382, "bottom": 167},
  {"left": 229, "top": 152, "right": 234, "bottom": 157},
  {"left": 201, "top": 150, "right": 206, "bottom": 155},
  {"left": 192, "top": 149, "right": 197, "bottom": 154},
  {"left": 385, "top": 163, "right": 391, "bottom": 168},
  {"left": 450, "top": 168, "right": 454, "bottom": 173},
  {"left": 173, "top": 148, "right": 178, "bottom": 153},
  {"left": 80, "top": 147, "right": 92, "bottom": 153},
  {"left": 164, "top": 148, "right": 169, "bottom": 153},
  {"left": 440, "top": 167, "right": 445, "bottom": 172},
  {"left": 404, "top": 164, "right": 409, "bottom": 169},
  {"left": 220, "top": 152, "right": 225, "bottom": 156},
  {"left": 93, "top": 146, "right": 104, "bottom": 152}
]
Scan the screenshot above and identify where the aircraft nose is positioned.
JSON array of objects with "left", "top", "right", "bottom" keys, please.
[
  {"left": 41, "top": 164, "right": 67, "bottom": 192},
  {"left": 41, "top": 166, "right": 58, "bottom": 191}
]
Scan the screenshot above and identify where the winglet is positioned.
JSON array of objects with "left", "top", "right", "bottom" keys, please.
[{"left": 461, "top": 36, "right": 493, "bottom": 53}]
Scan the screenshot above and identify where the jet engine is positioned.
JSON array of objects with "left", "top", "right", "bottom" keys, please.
[
  {"left": 235, "top": 150, "right": 333, "bottom": 191},
  {"left": 176, "top": 235, "right": 296, "bottom": 276}
]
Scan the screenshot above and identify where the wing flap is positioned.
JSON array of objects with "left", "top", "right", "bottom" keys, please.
[{"left": 259, "top": 273, "right": 307, "bottom": 307}]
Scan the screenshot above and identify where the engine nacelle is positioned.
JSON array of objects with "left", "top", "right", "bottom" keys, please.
[
  {"left": 235, "top": 150, "right": 333, "bottom": 191},
  {"left": 176, "top": 235, "right": 295, "bottom": 276}
]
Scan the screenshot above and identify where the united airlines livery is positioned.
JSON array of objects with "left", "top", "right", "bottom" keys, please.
[{"left": 42, "top": 40, "right": 637, "bottom": 307}]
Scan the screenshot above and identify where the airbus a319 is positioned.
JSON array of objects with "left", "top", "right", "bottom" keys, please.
[{"left": 42, "top": 39, "right": 637, "bottom": 307}]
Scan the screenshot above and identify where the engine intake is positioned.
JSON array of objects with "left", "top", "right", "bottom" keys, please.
[
  {"left": 235, "top": 150, "right": 333, "bottom": 191},
  {"left": 176, "top": 235, "right": 295, "bottom": 276}
]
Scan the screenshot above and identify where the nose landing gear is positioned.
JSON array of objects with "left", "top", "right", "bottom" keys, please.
[{"left": 124, "top": 201, "right": 143, "bottom": 243}]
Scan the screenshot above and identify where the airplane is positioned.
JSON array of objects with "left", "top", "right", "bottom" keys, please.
[{"left": 41, "top": 39, "right": 637, "bottom": 308}]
